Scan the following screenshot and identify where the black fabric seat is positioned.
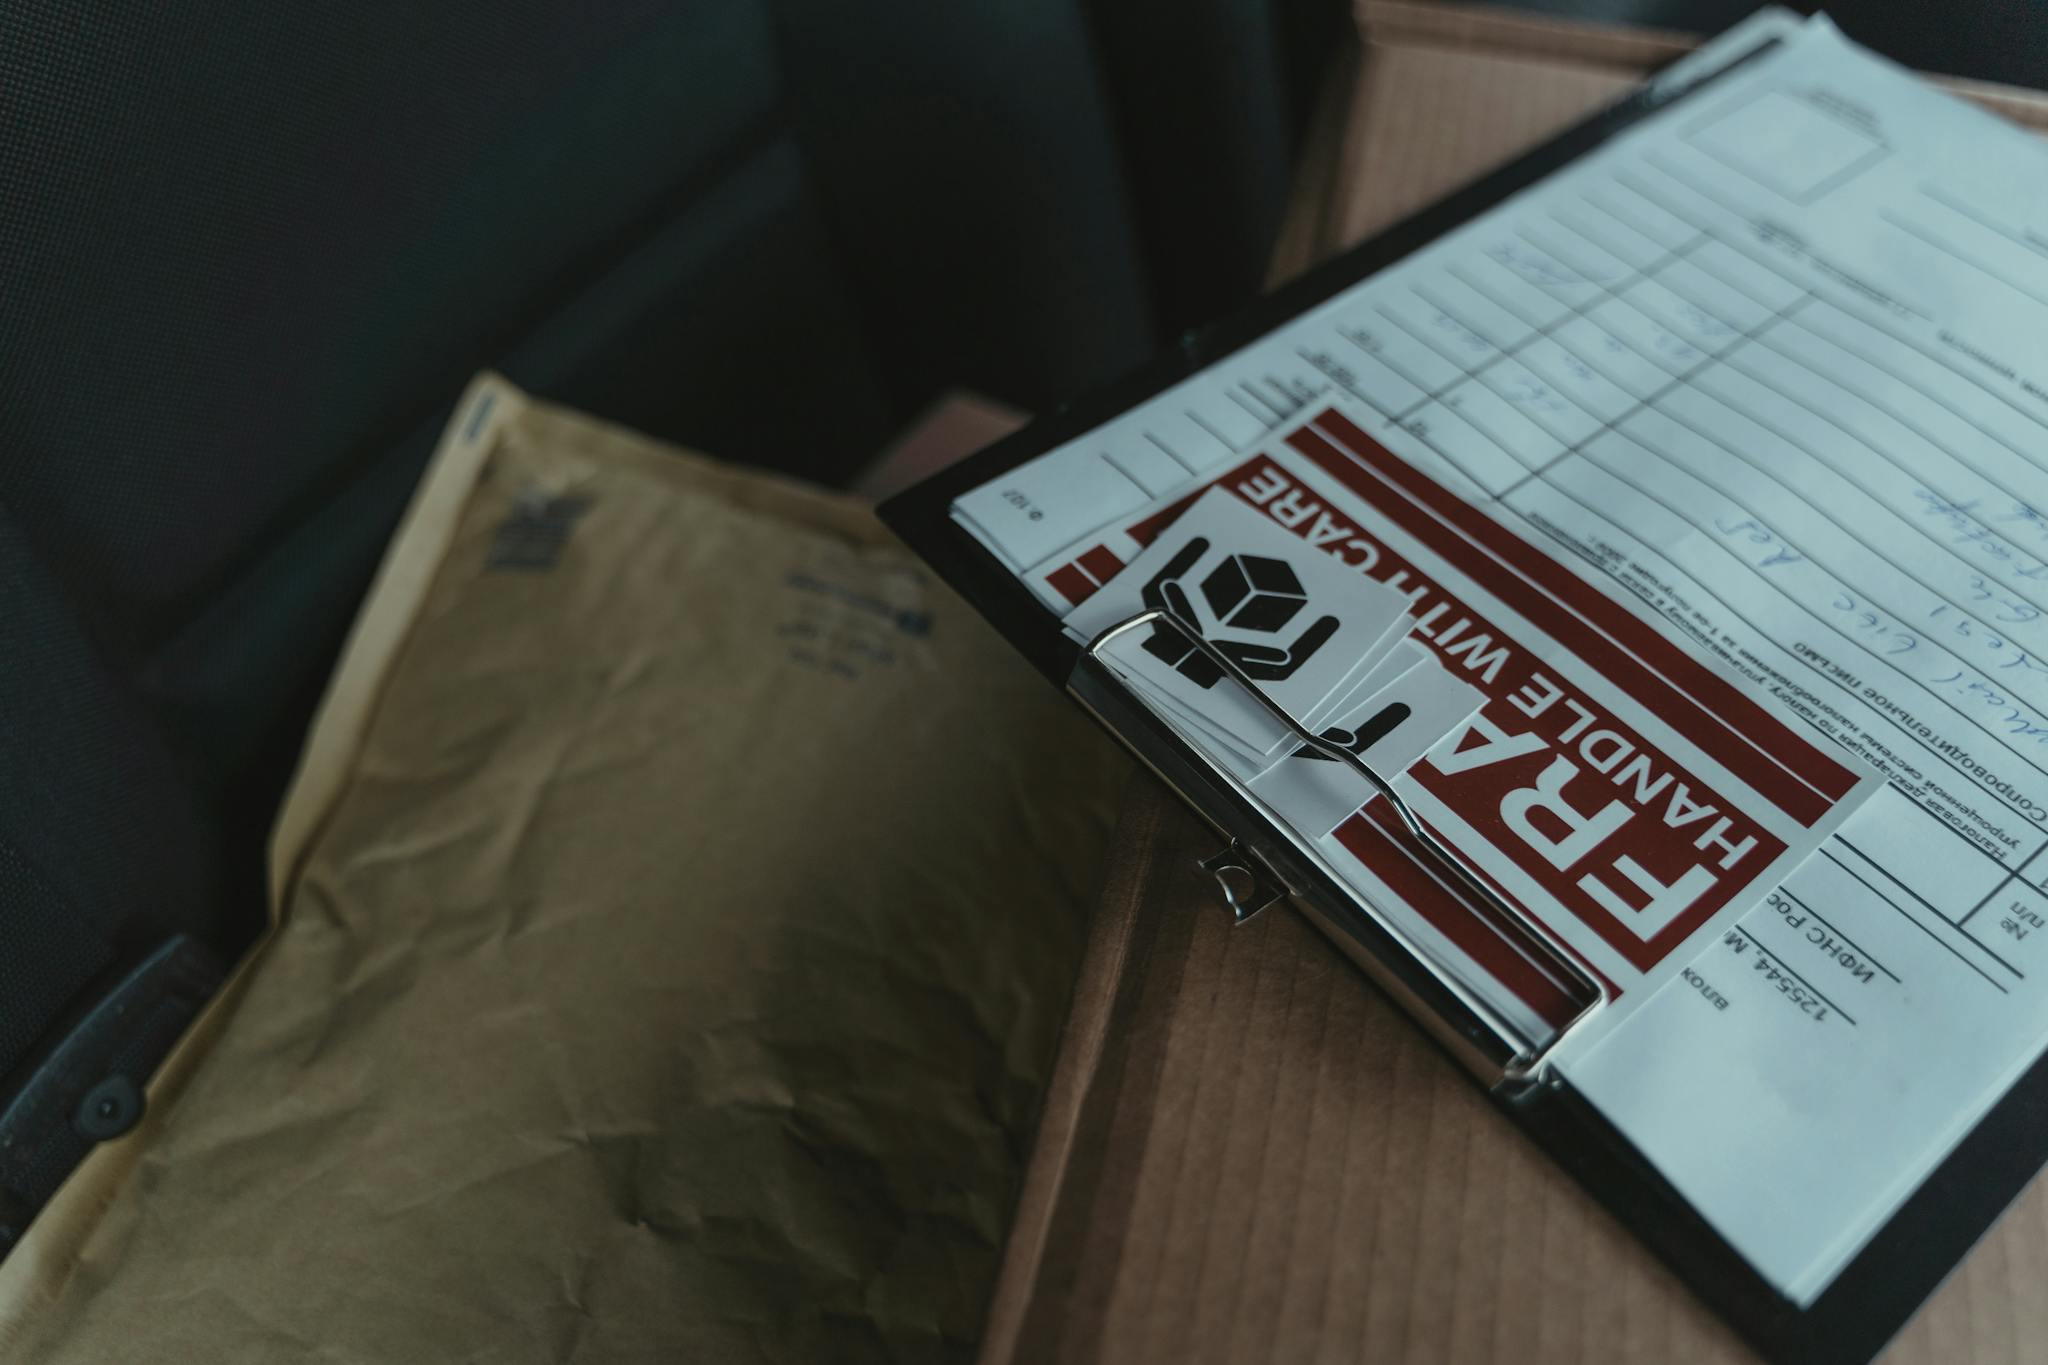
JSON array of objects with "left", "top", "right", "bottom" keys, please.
[{"left": 0, "top": 0, "right": 1342, "bottom": 1244}]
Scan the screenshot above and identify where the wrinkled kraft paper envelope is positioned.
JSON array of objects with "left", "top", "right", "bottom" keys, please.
[{"left": 0, "top": 374, "right": 1127, "bottom": 1364}]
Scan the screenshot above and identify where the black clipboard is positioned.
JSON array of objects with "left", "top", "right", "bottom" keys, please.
[{"left": 880, "top": 23, "right": 2048, "bottom": 1364}]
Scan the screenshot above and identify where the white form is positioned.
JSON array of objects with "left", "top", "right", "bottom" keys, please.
[{"left": 952, "top": 14, "right": 2048, "bottom": 1305}]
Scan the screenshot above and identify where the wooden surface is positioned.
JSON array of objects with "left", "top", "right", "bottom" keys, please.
[{"left": 982, "top": 9, "right": 2048, "bottom": 1363}]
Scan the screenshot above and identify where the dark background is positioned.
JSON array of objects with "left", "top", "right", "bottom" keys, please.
[{"left": 0, "top": 0, "right": 2040, "bottom": 1229}]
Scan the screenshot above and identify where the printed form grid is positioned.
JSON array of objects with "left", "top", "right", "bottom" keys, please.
[{"left": 1300, "top": 158, "right": 2048, "bottom": 999}]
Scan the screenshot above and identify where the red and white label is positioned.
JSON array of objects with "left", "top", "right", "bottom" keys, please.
[{"left": 1043, "top": 406, "right": 1874, "bottom": 1026}]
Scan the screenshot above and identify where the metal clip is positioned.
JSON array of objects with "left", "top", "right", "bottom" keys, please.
[
  {"left": 1199, "top": 839, "right": 1287, "bottom": 923},
  {"left": 1076, "top": 605, "right": 1607, "bottom": 1084}
]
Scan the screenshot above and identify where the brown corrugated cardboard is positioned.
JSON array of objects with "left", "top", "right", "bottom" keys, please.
[
  {"left": 981, "top": 8, "right": 2048, "bottom": 1363},
  {"left": 1328, "top": 3, "right": 2048, "bottom": 253}
]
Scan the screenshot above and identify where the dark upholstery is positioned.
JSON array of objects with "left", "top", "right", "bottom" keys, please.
[{"left": 0, "top": 0, "right": 1342, "bottom": 1229}]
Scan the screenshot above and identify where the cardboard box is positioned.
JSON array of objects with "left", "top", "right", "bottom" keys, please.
[{"left": 980, "top": 7, "right": 2048, "bottom": 1363}]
